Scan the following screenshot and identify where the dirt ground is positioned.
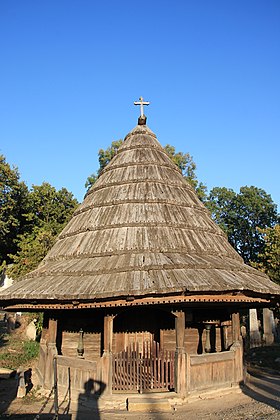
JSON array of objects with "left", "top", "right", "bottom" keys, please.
[{"left": 0, "top": 365, "right": 280, "bottom": 420}]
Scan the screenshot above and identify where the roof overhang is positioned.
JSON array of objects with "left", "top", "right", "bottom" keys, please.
[{"left": 1, "top": 291, "right": 277, "bottom": 311}]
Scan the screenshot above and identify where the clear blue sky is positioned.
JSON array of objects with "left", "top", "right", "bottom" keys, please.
[{"left": 0, "top": 1, "right": 279, "bottom": 209}]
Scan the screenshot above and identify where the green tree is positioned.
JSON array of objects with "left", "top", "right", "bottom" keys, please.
[
  {"left": 8, "top": 183, "right": 78, "bottom": 279},
  {"left": 205, "top": 187, "right": 236, "bottom": 236},
  {"left": 205, "top": 186, "right": 279, "bottom": 263},
  {"left": 164, "top": 144, "right": 207, "bottom": 201},
  {"left": 85, "top": 141, "right": 207, "bottom": 200},
  {"left": 98, "top": 140, "right": 124, "bottom": 174},
  {"left": 7, "top": 228, "right": 56, "bottom": 279},
  {"left": 0, "top": 155, "right": 29, "bottom": 266},
  {"left": 25, "top": 183, "right": 78, "bottom": 232},
  {"left": 252, "top": 225, "right": 280, "bottom": 284},
  {"left": 85, "top": 173, "right": 98, "bottom": 192},
  {"left": 85, "top": 140, "right": 124, "bottom": 193}
]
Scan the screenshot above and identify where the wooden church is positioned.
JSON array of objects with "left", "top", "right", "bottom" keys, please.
[{"left": 1, "top": 99, "right": 280, "bottom": 403}]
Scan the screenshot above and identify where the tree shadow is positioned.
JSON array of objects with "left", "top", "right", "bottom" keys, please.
[
  {"left": 0, "top": 376, "right": 18, "bottom": 415},
  {"left": 0, "top": 368, "right": 72, "bottom": 419},
  {"left": 0, "top": 368, "right": 35, "bottom": 415},
  {"left": 0, "top": 317, "right": 9, "bottom": 348},
  {"left": 75, "top": 379, "right": 106, "bottom": 420},
  {"left": 242, "top": 367, "right": 280, "bottom": 411},
  {"left": 0, "top": 333, "right": 9, "bottom": 348}
]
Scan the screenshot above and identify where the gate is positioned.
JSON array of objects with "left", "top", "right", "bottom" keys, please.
[{"left": 112, "top": 340, "right": 175, "bottom": 393}]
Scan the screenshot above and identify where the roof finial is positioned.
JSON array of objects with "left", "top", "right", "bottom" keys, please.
[{"left": 134, "top": 96, "right": 150, "bottom": 125}]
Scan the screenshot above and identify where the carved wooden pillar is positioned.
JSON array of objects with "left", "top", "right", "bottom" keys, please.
[
  {"left": 204, "top": 324, "right": 211, "bottom": 353},
  {"left": 221, "top": 321, "right": 230, "bottom": 351},
  {"left": 231, "top": 311, "right": 243, "bottom": 384},
  {"left": 48, "top": 318, "right": 58, "bottom": 344},
  {"left": 232, "top": 312, "right": 241, "bottom": 343},
  {"left": 102, "top": 314, "right": 115, "bottom": 395},
  {"left": 175, "top": 311, "right": 185, "bottom": 350},
  {"left": 44, "top": 316, "right": 58, "bottom": 388},
  {"left": 174, "top": 310, "right": 186, "bottom": 395}
]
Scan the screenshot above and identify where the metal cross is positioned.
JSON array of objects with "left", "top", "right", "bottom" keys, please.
[{"left": 134, "top": 96, "right": 150, "bottom": 117}]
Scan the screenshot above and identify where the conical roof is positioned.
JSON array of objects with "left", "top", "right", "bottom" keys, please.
[{"left": 2, "top": 123, "right": 280, "bottom": 305}]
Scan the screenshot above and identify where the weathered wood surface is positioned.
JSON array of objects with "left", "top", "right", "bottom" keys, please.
[
  {"left": 56, "top": 355, "right": 100, "bottom": 394},
  {"left": 113, "top": 331, "right": 153, "bottom": 354},
  {"left": 190, "top": 351, "right": 235, "bottom": 365},
  {"left": 189, "top": 351, "right": 236, "bottom": 391},
  {"left": 61, "top": 331, "right": 101, "bottom": 359},
  {"left": 162, "top": 326, "right": 227, "bottom": 354},
  {"left": 36, "top": 343, "right": 47, "bottom": 385},
  {"left": 112, "top": 340, "right": 174, "bottom": 393},
  {"left": 2, "top": 124, "right": 279, "bottom": 304}
]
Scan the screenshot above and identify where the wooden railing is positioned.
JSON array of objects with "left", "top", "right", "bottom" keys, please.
[{"left": 56, "top": 355, "right": 99, "bottom": 394}]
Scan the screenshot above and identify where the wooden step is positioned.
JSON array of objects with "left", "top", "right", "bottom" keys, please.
[{"left": 127, "top": 396, "right": 172, "bottom": 412}]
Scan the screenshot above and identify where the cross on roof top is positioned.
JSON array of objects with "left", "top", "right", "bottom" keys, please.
[{"left": 134, "top": 97, "right": 150, "bottom": 117}]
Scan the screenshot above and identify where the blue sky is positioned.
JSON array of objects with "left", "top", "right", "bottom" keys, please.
[{"left": 0, "top": 1, "right": 279, "bottom": 209}]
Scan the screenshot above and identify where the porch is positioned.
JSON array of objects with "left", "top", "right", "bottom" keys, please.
[{"left": 36, "top": 306, "right": 244, "bottom": 400}]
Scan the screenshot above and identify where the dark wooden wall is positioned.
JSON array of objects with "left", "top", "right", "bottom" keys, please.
[
  {"left": 161, "top": 324, "right": 233, "bottom": 354},
  {"left": 44, "top": 307, "right": 233, "bottom": 359}
]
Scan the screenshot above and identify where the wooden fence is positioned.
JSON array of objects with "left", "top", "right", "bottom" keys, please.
[{"left": 112, "top": 340, "right": 174, "bottom": 393}]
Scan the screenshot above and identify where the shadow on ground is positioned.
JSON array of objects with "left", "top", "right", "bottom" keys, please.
[
  {"left": 0, "top": 416, "right": 71, "bottom": 419},
  {"left": 243, "top": 366, "right": 280, "bottom": 411}
]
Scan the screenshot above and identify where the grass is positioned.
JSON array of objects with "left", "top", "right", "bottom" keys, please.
[
  {"left": 0, "top": 337, "right": 39, "bottom": 370},
  {"left": 0, "top": 315, "right": 40, "bottom": 370}
]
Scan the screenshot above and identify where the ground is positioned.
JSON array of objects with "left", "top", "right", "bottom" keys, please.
[
  {"left": 1, "top": 368, "right": 280, "bottom": 419},
  {"left": 0, "top": 314, "right": 280, "bottom": 419}
]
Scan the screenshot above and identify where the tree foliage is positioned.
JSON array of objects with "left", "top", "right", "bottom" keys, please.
[
  {"left": 85, "top": 140, "right": 124, "bottom": 192},
  {"left": 7, "top": 182, "right": 78, "bottom": 279},
  {"left": 251, "top": 225, "right": 280, "bottom": 284},
  {"left": 205, "top": 186, "right": 279, "bottom": 263},
  {"left": 85, "top": 140, "right": 207, "bottom": 200},
  {"left": 25, "top": 183, "right": 78, "bottom": 232},
  {"left": 0, "top": 155, "right": 29, "bottom": 265},
  {"left": 98, "top": 140, "right": 124, "bottom": 174},
  {"left": 7, "top": 228, "right": 56, "bottom": 279},
  {"left": 164, "top": 144, "right": 207, "bottom": 201},
  {"left": 0, "top": 155, "right": 78, "bottom": 279}
]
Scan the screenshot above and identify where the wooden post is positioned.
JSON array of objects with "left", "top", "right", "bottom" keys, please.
[
  {"left": 102, "top": 314, "right": 114, "bottom": 395},
  {"left": 44, "top": 317, "right": 58, "bottom": 388},
  {"left": 48, "top": 318, "right": 58, "bottom": 344},
  {"left": 53, "top": 357, "right": 59, "bottom": 419},
  {"left": 103, "top": 314, "right": 114, "bottom": 354},
  {"left": 204, "top": 324, "right": 211, "bottom": 353},
  {"left": 221, "top": 321, "right": 230, "bottom": 351},
  {"left": 232, "top": 312, "right": 241, "bottom": 343},
  {"left": 231, "top": 311, "right": 243, "bottom": 384},
  {"left": 174, "top": 310, "right": 186, "bottom": 396}
]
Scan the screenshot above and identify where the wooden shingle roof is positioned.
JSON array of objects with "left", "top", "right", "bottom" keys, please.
[{"left": 1, "top": 123, "right": 280, "bottom": 306}]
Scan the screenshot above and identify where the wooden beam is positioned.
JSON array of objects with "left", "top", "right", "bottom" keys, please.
[
  {"left": 175, "top": 310, "right": 185, "bottom": 352},
  {"left": 4, "top": 293, "right": 271, "bottom": 311},
  {"left": 232, "top": 312, "right": 241, "bottom": 343},
  {"left": 48, "top": 318, "right": 58, "bottom": 344},
  {"left": 103, "top": 314, "right": 114, "bottom": 354},
  {"left": 174, "top": 310, "right": 186, "bottom": 395},
  {"left": 102, "top": 314, "right": 115, "bottom": 396}
]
